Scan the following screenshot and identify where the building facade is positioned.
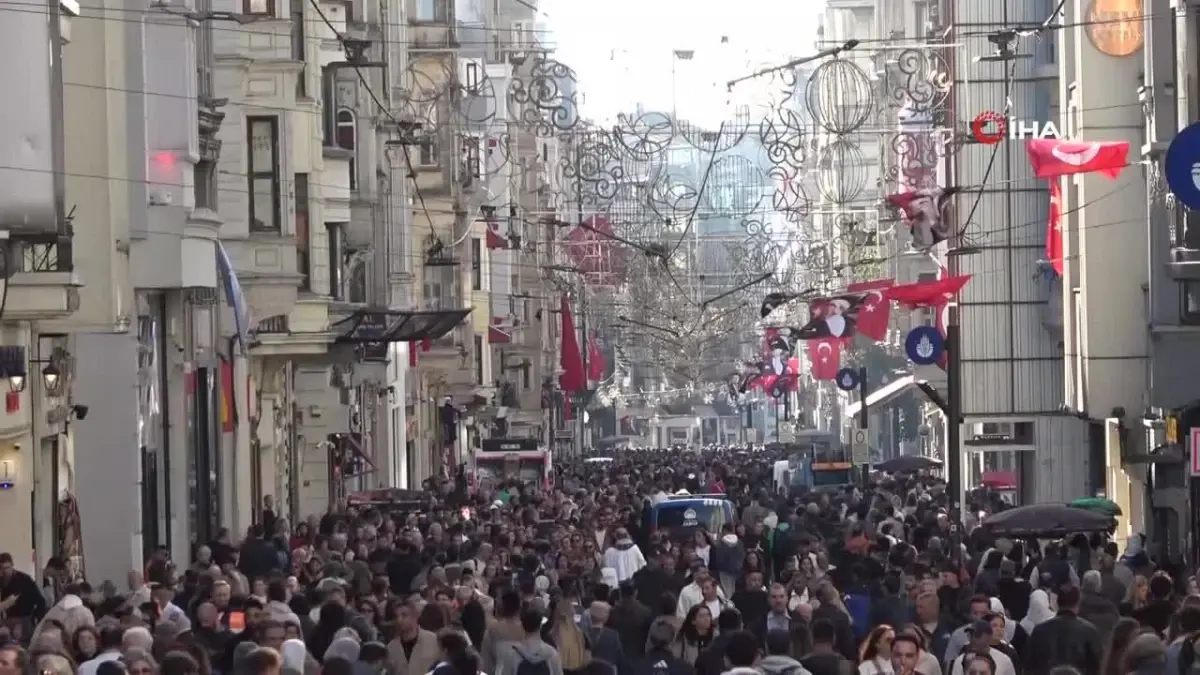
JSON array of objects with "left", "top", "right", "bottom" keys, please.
[
  {"left": 946, "top": 0, "right": 1090, "bottom": 503},
  {"left": 0, "top": 0, "right": 82, "bottom": 577}
]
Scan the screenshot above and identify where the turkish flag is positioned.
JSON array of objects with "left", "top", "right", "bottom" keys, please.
[
  {"left": 887, "top": 187, "right": 960, "bottom": 249},
  {"left": 846, "top": 279, "right": 893, "bottom": 342},
  {"left": 1025, "top": 139, "right": 1130, "bottom": 180},
  {"left": 485, "top": 218, "right": 508, "bottom": 250},
  {"left": 1046, "top": 179, "right": 1063, "bottom": 275},
  {"left": 807, "top": 338, "right": 841, "bottom": 380},
  {"left": 886, "top": 274, "right": 971, "bottom": 308}
]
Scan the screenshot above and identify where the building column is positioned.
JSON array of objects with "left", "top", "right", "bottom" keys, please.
[
  {"left": 72, "top": 330, "right": 140, "bottom": 586},
  {"left": 229, "top": 348, "right": 253, "bottom": 535}
]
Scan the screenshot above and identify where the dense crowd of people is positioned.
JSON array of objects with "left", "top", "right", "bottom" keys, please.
[{"left": 0, "top": 447, "right": 1189, "bottom": 675}]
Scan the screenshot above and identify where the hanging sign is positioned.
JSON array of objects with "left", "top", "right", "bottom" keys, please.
[
  {"left": 835, "top": 368, "right": 859, "bottom": 392},
  {"left": 906, "top": 326, "right": 945, "bottom": 366}
]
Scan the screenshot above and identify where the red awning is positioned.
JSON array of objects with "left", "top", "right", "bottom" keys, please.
[{"left": 980, "top": 470, "right": 1017, "bottom": 490}]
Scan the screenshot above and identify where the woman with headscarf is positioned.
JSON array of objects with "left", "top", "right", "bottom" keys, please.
[
  {"left": 280, "top": 639, "right": 309, "bottom": 675},
  {"left": 1019, "top": 590, "right": 1055, "bottom": 638},
  {"left": 325, "top": 635, "right": 362, "bottom": 664}
]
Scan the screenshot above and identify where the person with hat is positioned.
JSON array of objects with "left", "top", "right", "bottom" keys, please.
[{"left": 947, "top": 619, "right": 1014, "bottom": 675}]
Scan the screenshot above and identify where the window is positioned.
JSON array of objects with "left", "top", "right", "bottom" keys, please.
[
  {"left": 464, "top": 138, "right": 481, "bottom": 181},
  {"left": 473, "top": 334, "right": 484, "bottom": 385},
  {"left": 414, "top": 0, "right": 446, "bottom": 22},
  {"left": 247, "top": 117, "right": 281, "bottom": 232},
  {"left": 194, "top": 160, "right": 215, "bottom": 210},
  {"left": 295, "top": 174, "right": 311, "bottom": 291},
  {"left": 1182, "top": 281, "right": 1200, "bottom": 325},
  {"left": 336, "top": 109, "right": 357, "bottom": 190},
  {"left": 510, "top": 20, "right": 531, "bottom": 49},
  {"left": 489, "top": 31, "right": 503, "bottom": 62},
  {"left": 243, "top": 0, "right": 274, "bottom": 16},
  {"left": 470, "top": 237, "right": 483, "bottom": 290},
  {"left": 292, "top": 4, "right": 307, "bottom": 97},
  {"left": 327, "top": 222, "right": 345, "bottom": 300},
  {"left": 521, "top": 363, "right": 530, "bottom": 390},
  {"left": 464, "top": 62, "right": 481, "bottom": 92},
  {"left": 418, "top": 101, "right": 439, "bottom": 167}
]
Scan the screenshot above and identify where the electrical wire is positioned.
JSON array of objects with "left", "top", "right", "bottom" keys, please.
[{"left": 0, "top": 0, "right": 560, "bottom": 39}]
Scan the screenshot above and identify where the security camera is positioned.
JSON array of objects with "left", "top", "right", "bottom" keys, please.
[{"left": 71, "top": 404, "right": 89, "bottom": 421}]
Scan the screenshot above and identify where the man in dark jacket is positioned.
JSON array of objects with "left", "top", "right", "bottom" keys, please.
[
  {"left": 869, "top": 575, "right": 910, "bottom": 629},
  {"left": 634, "top": 551, "right": 683, "bottom": 606},
  {"left": 812, "top": 583, "right": 856, "bottom": 661},
  {"left": 1077, "top": 571, "right": 1119, "bottom": 642},
  {"left": 237, "top": 525, "right": 281, "bottom": 580},
  {"left": 610, "top": 582, "right": 654, "bottom": 658},
  {"left": 386, "top": 541, "right": 423, "bottom": 595},
  {"left": 631, "top": 617, "right": 694, "bottom": 675},
  {"left": 1023, "top": 586, "right": 1103, "bottom": 675},
  {"left": 585, "top": 602, "right": 627, "bottom": 675},
  {"left": 800, "top": 619, "right": 854, "bottom": 675},
  {"left": 695, "top": 609, "right": 743, "bottom": 675}
]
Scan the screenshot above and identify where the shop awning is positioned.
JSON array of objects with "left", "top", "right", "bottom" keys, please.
[
  {"left": 331, "top": 307, "right": 472, "bottom": 344},
  {"left": 843, "top": 374, "right": 919, "bottom": 418}
]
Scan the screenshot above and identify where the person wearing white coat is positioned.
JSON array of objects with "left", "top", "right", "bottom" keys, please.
[{"left": 602, "top": 529, "right": 647, "bottom": 583}]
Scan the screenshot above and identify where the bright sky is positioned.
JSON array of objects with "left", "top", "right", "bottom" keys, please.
[{"left": 537, "top": 0, "right": 824, "bottom": 128}]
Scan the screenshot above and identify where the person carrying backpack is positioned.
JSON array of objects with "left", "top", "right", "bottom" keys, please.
[{"left": 495, "top": 607, "right": 565, "bottom": 675}]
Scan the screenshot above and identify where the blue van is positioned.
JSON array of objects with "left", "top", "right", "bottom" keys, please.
[{"left": 649, "top": 494, "right": 734, "bottom": 538}]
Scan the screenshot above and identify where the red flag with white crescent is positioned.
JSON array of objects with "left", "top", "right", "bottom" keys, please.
[
  {"left": 807, "top": 338, "right": 841, "bottom": 380},
  {"left": 1025, "top": 139, "right": 1130, "bottom": 180}
]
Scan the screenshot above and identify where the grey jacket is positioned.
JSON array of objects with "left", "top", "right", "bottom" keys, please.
[
  {"left": 493, "top": 639, "right": 565, "bottom": 675},
  {"left": 760, "top": 655, "right": 813, "bottom": 675}
]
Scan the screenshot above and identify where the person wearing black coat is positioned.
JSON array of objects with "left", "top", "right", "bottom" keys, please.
[
  {"left": 386, "top": 542, "right": 423, "bottom": 595},
  {"left": 868, "top": 575, "right": 910, "bottom": 629},
  {"left": 812, "top": 585, "right": 857, "bottom": 661},
  {"left": 610, "top": 583, "right": 654, "bottom": 658},
  {"left": 237, "top": 526, "right": 280, "bottom": 581},
  {"left": 1022, "top": 586, "right": 1103, "bottom": 675},
  {"left": 630, "top": 617, "right": 695, "bottom": 675}
]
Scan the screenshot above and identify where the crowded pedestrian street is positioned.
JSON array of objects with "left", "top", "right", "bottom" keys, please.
[{"left": 0, "top": 447, "right": 1182, "bottom": 675}]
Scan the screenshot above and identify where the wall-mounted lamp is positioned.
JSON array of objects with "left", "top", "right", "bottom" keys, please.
[
  {"left": 10, "top": 362, "right": 64, "bottom": 396},
  {"left": 42, "top": 363, "right": 62, "bottom": 397}
]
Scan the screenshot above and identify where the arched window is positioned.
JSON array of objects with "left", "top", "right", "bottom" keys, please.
[
  {"left": 336, "top": 109, "right": 357, "bottom": 189},
  {"left": 335, "top": 109, "right": 356, "bottom": 150}
]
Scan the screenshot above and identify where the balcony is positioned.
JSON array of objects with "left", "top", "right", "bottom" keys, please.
[{"left": 3, "top": 238, "right": 80, "bottom": 321}]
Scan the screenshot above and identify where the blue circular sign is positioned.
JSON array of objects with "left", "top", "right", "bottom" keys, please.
[
  {"left": 906, "top": 326, "right": 945, "bottom": 365},
  {"left": 1165, "top": 123, "right": 1200, "bottom": 210},
  {"left": 835, "top": 368, "right": 859, "bottom": 391}
]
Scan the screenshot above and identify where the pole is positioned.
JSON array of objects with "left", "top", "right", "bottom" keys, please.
[
  {"left": 577, "top": 285, "right": 587, "bottom": 459},
  {"left": 945, "top": 322, "right": 963, "bottom": 511},
  {"left": 858, "top": 366, "right": 870, "bottom": 485}
]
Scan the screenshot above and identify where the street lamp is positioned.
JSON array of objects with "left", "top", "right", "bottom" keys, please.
[
  {"left": 7, "top": 373, "right": 24, "bottom": 394},
  {"left": 42, "top": 363, "right": 63, "bottom": 397}
]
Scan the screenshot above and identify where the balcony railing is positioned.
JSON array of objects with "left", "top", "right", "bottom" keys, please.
[{"left": 15, "top": 237, "right": 73, "bottom": 273}]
